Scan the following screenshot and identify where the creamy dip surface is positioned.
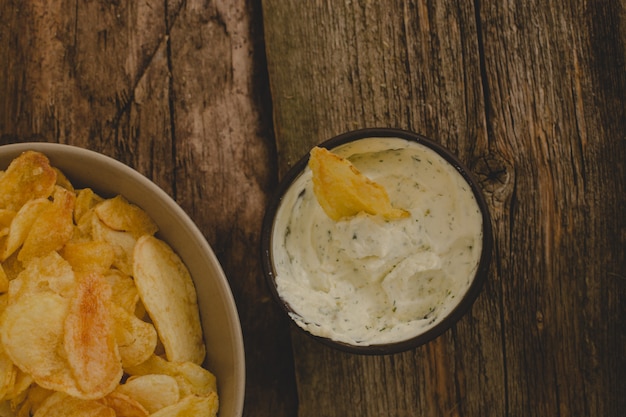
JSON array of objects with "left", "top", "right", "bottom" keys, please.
[{"left": 271, "top": 137, "right": 483, "bottom": 346}]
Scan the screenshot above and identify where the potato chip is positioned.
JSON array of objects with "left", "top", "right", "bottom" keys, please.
[
  {"left": 0, "top": 198, "right": 50, "bottom": 262},
  {"left": 0, "top": 151, "right": 57, "bottom": 211},
  {"left": 91, "top": 216, "right": 136, "bottom": 276},
  {"left": 115, "top": 374, "right": 180, "bottom": 413},
  {"left": 174, "top": 361, "right": 218, "bottom": 397},
  {"left": 125, "top": 355, "right": 217, "bottom": 398},
  {"left": 63, "top": 272, "right": 122, "bottom": 399},
  {"left": 18, "top": 186, "right": 75, "bottom": 263},
  {"left": 53, "top": 167, "right": 74, "bottom": 192},
  {"left": 31, "top": 391, "right": 64, "bottom": 416},
  {"left": 7, "top": 252, "right": 76, "bottom": 302},
  {"left": 0, "top": 346, "right": 17, "bottom": 402},
  {"left": 72, "top": 207, "right": 94, "bottom": 240},
  {"left": 12, "top": 383, "right": 52, "bottom": 417},
  {"left": 133, "top": 236, "right": 205, "bottom": 364},
  {"left": 33, "top": 391, "right": 115, "bottom": 417},
  {"left": 94, "top": 195, "right": 158, "bottom": 239},
  {"left": 0, "top": 265, "right": 8, "bottom": 294},
  {"left": 0, "top": 399, "right": 12, "bottom": 416},
  {"left": 149, "top": 392, "right": 218, "bottom": 417},
  {"left": 0, "top": 292, "right": 79, "bottom": 395},
  {"left": 106, "top": 269, "right": 140, "bottom": 314},
  {"left": 308, "top": 146, "right": 409, "bottom": 221},
  {"left": 99, "top": 391, "right": 149, "bottom": 417},
  {"left": 3, "top": 367, "right": 33, "bottom": 403},
  {"left": 0, "top": 210, "right": 15, "bottom": 239},
  {"left": 0, "top": 294, "right": 6, "bottom": 315},
  {"left": 74, "top": 188, "right": 102, "bottom": 225},
  {"left": 60, "top": 241, "right": 115, "bottom": 275},
  {"left": 111, "top": 304, "right": 157, "bottom": 368}
]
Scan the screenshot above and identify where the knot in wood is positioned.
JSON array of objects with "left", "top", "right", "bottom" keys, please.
[
  {"left": 536, "top": 310, "right": 545, "bottom": 332},
  {"left": 471, "top": 153, "right": 514, "bottom": 204}
]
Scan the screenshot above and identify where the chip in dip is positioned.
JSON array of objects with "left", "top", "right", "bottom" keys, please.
[{"left": 268, "top": 134, "right": 489, "bottom": 350}]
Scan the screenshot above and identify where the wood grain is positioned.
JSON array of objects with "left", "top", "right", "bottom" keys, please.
[
  {"left": 262, "top": 0, "right": 625, "bottom": 416},
  {"left": 478, "top": 1, "right": 626, "bottom": 415},
  {"left": 0, "top": 1, "right": 296, "bottom": 416},
  {"left": 1, "top": 0, "right": 624, "bottom": 415}
]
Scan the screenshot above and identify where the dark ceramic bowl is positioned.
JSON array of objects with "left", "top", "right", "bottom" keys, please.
[{"left": 261, "top": 128, "right": 492, "bottom": 355}]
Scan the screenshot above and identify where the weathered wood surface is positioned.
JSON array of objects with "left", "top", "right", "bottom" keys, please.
[
  {"left": 262, "top": 1, "right": 625, "bottom": 417},
  {"left": 1, "top": 0, "right": 624, "bottom": 416},
  {"left": 0, "top": 1, "right": 296, "bottom": 416}
]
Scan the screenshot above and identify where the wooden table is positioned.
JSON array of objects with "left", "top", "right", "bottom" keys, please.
[{"left": 1, "top": 1, "right": 624, "bottom": 416}]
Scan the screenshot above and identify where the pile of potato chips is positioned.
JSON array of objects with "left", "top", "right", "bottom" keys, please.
[
  {"left": 308, "top": 146, "right": 409, "bottom": 221},
  {"left": 0, "top": 151, "right": 218, "bottom": 416}
]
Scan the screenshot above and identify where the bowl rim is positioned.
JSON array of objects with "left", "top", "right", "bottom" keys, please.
[
  {"left": 261, "top": 128, "right": 493, "bottom": 355},
  {"left": 0, "top": 142, "right": 246, "bottom": 415}
]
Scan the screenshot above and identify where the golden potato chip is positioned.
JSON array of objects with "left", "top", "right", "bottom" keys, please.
[
  {"left": 0, "top": 151, "right": 57, "bottom": 211},
  {"left": 7, "top": 252, "right": 75, "bottom": 302},
  {"left": 0, "top": 198, "right": 50, "bottom": 262},
  {"left": 91, "top": 216, "right": 136, "bottom": 276},
  {"left": 124, "top": 354, "right": 169, "bottom": 376},
  {"left": 0, "top": 292, "right": 79, "bottom": 396},
  {"left": 149, "top": 392, "right": 218, "bottom": 417},
  {"left": 94, "top": 195, "right": 158, "bottom": 239},
  {"left": 3, "top": 367, "right": 33, "bottom": 403},
  {"left": 106, "top": 269, "right": 140, "bottom": 313},
  {"left": 0, "top": 225, "right": 11, "bottom": 255},
  {"left": 0, "top": 346, "right": 17, "bottom": 402},
  {"left": 99, "top": 391, "right": 149, "bottom": 417},
  {"left": 73, "top": 207, "right": 94, "bottom": 240},
  {"left": 18, "top": 186, "right": 75, "bottom": 263},
  {"left": 133, "top": 236, "right": 205, "bottom": 364},
  {"left": 60, "top": 241, "right": 115, "bottom": 275},
  {"left": 63, "top": 272, "right": 122, "bottom": 399},
  {"left": 12, "top": 383, "right": 52, "bottom": 417},
  {"left": 115, "top": 374, "right": 180, "bottom": 414},
  {"left": 33, "top": 391, "right": 115, "bottom": 417},
  {"left": 53, "top": 167, "right": 74, "bottom": 192},
  {"left": 0, "top": 265, "right": 8, "bottom": 294},
  {"left": 74, "top": 188, "right": 103, "bottom": 225},
  {"left": 174, "top": 361, "right": 218, "bottom": 397},
  {"left": 0, "top": 399, "right": 12, "bottom": 416},
  {"left": 308, "top": 146, "right": 409, "bottom": 221},
  {"left": 125, "top": 355, "right": 217, "bottom": 398},
  {"left": 30, "top": 391, "right": 65, "bottom": 416},
  {"left": 0, "top": 210, "right": 15, "bottom": 239},
  {"left": 112, "top": 304, "right": 157, "bottom": 368}
]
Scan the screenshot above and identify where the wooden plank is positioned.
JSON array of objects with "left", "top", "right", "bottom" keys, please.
[
  {"left": 0, "top": 1, "right": 297, "bottom": 416},
  {"left": 262, "top": 0, "right": 625, "bottom": 416},
  {"left": 164, "top": 2, "right": 297, "bottom": 415},
  {"left": 262, "top": 0, "right": 490, "bottom": 174},
  {"left": 262, "top": 1, "right": 504, "bottom": 416},
  {"left": 0, "top": 0, "right": 172, "bottom": 175},
  {"left": 478, "top": 0, "right": 626, "bottom": 415}
]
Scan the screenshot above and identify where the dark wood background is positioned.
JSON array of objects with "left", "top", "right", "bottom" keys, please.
[{"left": 1, "top": 1, "right": 624, "bottom": 416}]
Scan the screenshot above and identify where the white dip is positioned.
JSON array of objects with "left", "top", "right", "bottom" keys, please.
[{"left": 271, "top": 137, "right": 483, "bottom": 346}]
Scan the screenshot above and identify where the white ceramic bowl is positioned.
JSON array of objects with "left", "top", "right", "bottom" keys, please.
[
  {"left": 0, "top": 142, "right": 245, "bottom": 417},
  {"left": 262, "top": 128, "right": 492, "bottom": 355}
]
